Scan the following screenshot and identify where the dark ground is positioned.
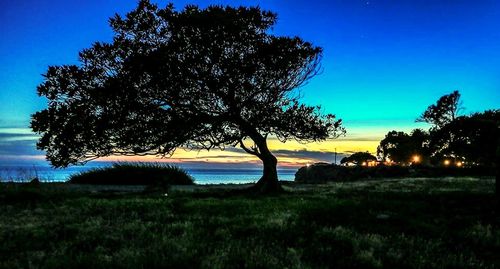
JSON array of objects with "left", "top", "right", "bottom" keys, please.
[{"left": 0, "top": 177, "right": 498, "bottom": 268}]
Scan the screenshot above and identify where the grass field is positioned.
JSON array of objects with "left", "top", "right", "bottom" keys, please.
[{"left": 0, "top": 178, "right": 498, "bottom": 268}]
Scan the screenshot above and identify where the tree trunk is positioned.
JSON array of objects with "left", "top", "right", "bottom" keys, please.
[
  {"left": 239, "top": 122, "right": 283, "bottom": 194},
  {"left": 496, "top": 137, "right": 500, "bottom": 201},
  {"left": 495, "top": 137, "right": 499, "bottom": 210},
  {"left": 496, "top": 168, "right": 499, "bottom": 199},
  {"left": 496, "top": 148, "right": 499, "bottom": 201},
  {"left": 495, "top": 156, "right": 499, "bottom": 212},
  {"left": 253, "top": 151, "right": 282, "bottom": 194},
  {"left": 248, "top": 132, "right": 283, "bottom": 194}
]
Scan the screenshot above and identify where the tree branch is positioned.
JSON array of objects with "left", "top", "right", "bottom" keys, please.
[{"left": 239, "top": 139, "right": 260, "bottom": 156}]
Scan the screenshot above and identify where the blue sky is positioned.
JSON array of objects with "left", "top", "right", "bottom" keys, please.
[{"left": 0, "top": 0, "right": 499, "bottom": 166}]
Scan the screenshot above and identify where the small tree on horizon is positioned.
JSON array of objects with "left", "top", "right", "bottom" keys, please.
[
  {"left": 340, "top": 152, "right": 377, "bottom": 166},
  {"left": 30, "top": 1, "right": 344, "bottom": 193}
]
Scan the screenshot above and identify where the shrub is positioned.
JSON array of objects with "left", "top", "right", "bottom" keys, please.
[
  {"left": 69, "top": 163, "right": 194, "bottom": 186},
  {"left": 295, "top": 164, "right": 495, "bottom": 183}
]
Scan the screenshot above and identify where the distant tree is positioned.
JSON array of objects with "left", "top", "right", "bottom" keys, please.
[
  {"left": 377, "top": 131, "right": 411, "bottom": 163},
  {"left": 429, "top": 109, "right": 499, "bottom": 166},
  {"left": 377, "top": 129, "right": 430, "bottom": 164},
  {"left": 416, "top": 90, "right": 462, "bottom": 128},
  {"left": 30, "top": 1, "right": 344, "bottom": 193},
  {"left": 340, "top": 152, "right": 377, "bottom": 166}
]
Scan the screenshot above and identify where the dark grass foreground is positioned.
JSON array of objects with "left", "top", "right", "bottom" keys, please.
[
  {"left": 69, "top": 163, "right": 194, "bottom": 186},
  {"left": 0, "top": 178, "right": 499, "bottom": 269}
]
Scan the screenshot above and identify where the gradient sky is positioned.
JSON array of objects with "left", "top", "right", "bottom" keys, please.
[{"left": 1, "top": 0, "right": 499, "bottom": 167}]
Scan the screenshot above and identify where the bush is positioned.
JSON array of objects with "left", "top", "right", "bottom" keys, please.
[
  {"left": 69, "top": 163, "right": 194, "bottom": 186},
  {"left": 295, "top": 164, "right": 495, "bottom": 183}
]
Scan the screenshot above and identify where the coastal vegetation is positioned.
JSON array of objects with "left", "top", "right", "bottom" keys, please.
[
  {"left": 69, "top": 163, "right": 194, "bottom": 186},
  {"left": 340, "top": 152, "right": 377, "bottom": 166},
  {"left": 295, "top": 163, "right": 495, "bottom": 183},
  {"left": 374, "top": 91, "right": 499, "bottom": 196},
  {"left": 377, "top": 91, "right": 498, "bottom": 168}
]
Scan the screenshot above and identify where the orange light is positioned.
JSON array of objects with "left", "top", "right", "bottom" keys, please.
[
  {"left": 456, "top": 161, "right": 462, "bottom": 167},
  {"left": 412, "top": 155, "right": 420, "bottom": 163},
  {"left": 444, "top": 160, "right": 450, "bottom": 166},
  {"left": 362, "top": 162, "right": 367, "bottom": 166}
]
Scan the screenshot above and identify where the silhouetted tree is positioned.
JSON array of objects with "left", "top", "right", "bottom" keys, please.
[
  {"left": 30, "top": 1, "right": 344, "bottom": 193},
  {"left": 429, "top": 110, "right": 499, "bottom": 166},
  {"left": 377, "top": 129, "right": 430, "bottom": 164},
  {"left": 340, "top": 152, "right": 377, "bottom": 166},
  {"left": 417, "top": 90, "right": 462, "bottom": 128}
]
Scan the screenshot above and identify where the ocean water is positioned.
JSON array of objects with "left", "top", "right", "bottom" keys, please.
[{"left": 0, "top": 164, "right": 297, "bottom": 184}]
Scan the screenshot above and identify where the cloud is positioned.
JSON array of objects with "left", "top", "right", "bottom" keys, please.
[
  {"left": 0, "top": 133, "right": 39, "bottom": 142},
  {"left": 0, "top": 128, "right": 34, "bottom": 134},
  {"left": 273, "top": 149, "right": 349, "bottom": 163},
  {"left": 336, "top": 135, "right": 381, "bottom": 142},
  {"left": 224, "top": 147, "right": 349, "bottom": 164},
  {"left": 0, "top": 139, "right": 42, "bottom": 156},
  {"left": 0, "top": 128, "right": 42, "bottom": 157},
  {"left": 0, "top": 127, "right": 373, "bottom": 167}
]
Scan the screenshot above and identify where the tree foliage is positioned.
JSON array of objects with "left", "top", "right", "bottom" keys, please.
[
  {"left": 416, "top": 90, "right": 462, "bottom": 128},
  {"left": 340, "top": 152, "right": 377, "bottom": 165},
  {"left": 377, "top": 129, "right": 430, "bottom": 163},
  {"left": 30, "top": 1, "right": 344, "bottom": 191},
  {"left": 429, "top": 109, "right": 499, "bottom": 166},
  {"left": 380, "top": 89, "right": 498, "bottom": 168}
]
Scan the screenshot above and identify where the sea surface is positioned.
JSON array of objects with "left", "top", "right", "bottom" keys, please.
[{"left": 0, "top": 163, "right": 297, "bottom": 184}]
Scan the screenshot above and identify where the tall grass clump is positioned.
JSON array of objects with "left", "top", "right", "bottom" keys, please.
[
  {"left": 69, "top": 163, "right": 194, "bottom": 186},
  {"left": 0, "top": 166, "right": 41, "bottom": 183}
]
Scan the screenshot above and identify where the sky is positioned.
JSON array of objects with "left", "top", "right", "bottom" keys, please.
[{"left": 0, "top": 0, "right": 499, "bottom": 168}]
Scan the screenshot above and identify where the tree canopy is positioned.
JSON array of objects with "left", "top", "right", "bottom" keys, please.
[
  {"left": 377, "top": 129, "right": 430, "bottom": 164},
  {"left": 416, "top": 90, "right": 462, "bottom": 128},
  {"left": 428, "top": 109, "right": 499, "bottom": 166},
  {"left": 340, "top": 152, "right": 377, "bottom": 166},
  {"left": 379, "top": 90, "right": 498, "bottom": 168},
  {"left": 30, "top": 1, "right": 344, "bottom": 192}
]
